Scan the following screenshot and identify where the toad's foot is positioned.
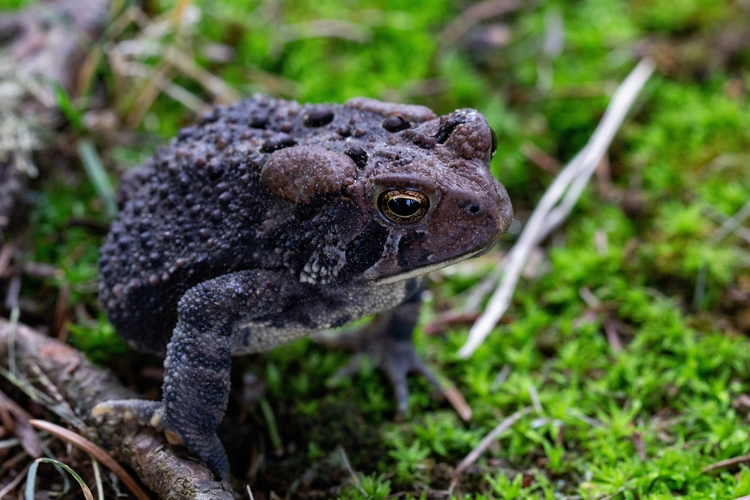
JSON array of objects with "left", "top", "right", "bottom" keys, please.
[
  {"left": 314, "top": 298, "right": 442, "bottom": 413},
  {"left": 92, "top": 399, "right": 230, "bottom": 482}
]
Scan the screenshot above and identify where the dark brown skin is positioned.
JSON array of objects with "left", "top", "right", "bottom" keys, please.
[{"left": 96, "top": 95, "right": 513, "bottom": 482}]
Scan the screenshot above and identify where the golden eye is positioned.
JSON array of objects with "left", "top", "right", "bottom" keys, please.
[{"left": 378, "top": 189, "right": 430, "bottom": 223}]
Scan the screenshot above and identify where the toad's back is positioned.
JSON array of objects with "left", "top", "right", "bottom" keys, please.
[{"left": 100, "top": 97, "right": 387, "bottom": 350}]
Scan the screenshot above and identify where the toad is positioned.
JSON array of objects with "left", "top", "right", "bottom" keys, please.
[{"left": 95, "top": 96, "right": 513, "bottom": 481}]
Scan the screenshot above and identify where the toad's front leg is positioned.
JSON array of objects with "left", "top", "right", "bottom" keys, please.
[{"left": 94, "top": 270, "right": 286, "bottom": 482}]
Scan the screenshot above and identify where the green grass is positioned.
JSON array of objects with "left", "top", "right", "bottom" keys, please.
[{"left": 8, "top": 0, "right": 750, "bottom": 497}]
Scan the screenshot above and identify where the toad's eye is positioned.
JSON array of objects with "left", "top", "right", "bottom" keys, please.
[
  {"left": 378, "top": 189, "right": 430, "bottom": 224},
  {"left": 490, "top": 128, "right": 498, "bottom": 158}
]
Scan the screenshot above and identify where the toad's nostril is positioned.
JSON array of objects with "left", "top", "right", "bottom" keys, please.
[{"left": 468, "top": 204, "right": 480, "bottom": 215}]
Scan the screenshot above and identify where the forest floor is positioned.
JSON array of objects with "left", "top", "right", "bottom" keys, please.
[{"left": 2, "top": 0, "right": 750, "bottom": 499}]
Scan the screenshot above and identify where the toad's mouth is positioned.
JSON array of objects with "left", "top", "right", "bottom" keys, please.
[{"left": 366, "top": 245, "right": 491, "bottom": 286}]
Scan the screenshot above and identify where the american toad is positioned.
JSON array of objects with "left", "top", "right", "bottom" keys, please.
[{"left": 95, "top": 95, "right": 513, "bottom": 481}]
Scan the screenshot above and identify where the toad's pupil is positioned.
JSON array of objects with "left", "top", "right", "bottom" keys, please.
[
  {"left": 378, "top": 189, "right": 429, "bottom": 223},
  {"left": 389, "top": 197, "right": 420, "bottom": 216}
]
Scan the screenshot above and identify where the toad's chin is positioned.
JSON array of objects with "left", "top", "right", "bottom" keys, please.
[{"left": 363, "top": 246, "right": 491, "bottom": 286}]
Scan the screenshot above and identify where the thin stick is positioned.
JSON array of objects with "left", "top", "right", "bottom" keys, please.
[
  {"left": 454, "top": 406, "right": 532, "bottom": 474},
  {"left": 458, "top": 59, "right": 655, "bottom": 358},
  {"left": 702, "top": 452, "right": 750, "bottom": 473}
]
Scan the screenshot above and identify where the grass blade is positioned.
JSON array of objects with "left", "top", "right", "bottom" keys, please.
[
  {"left": 77, "top": 138, "right": 118, "bottom": 219},
  {"left": 25, "top": 457, "right": 94, "bottom": 500}
]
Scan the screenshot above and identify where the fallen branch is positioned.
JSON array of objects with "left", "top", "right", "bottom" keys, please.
[
  {"left": 0, "top": 318, "right": 233, "bottom": 500},
  {"left": 458, "top": 59, "right": 655, "bottom": 358}
]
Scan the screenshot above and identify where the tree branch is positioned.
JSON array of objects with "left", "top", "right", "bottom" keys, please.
[{"left": 0, "top": 318, "right": 233, "bottom": 500}]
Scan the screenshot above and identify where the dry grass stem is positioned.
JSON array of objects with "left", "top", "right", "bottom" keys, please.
[
  {"left": 703, "top": 204, "right": 750, "bottom": 245},
  {"left": 0, "top": 389, "right": 42, "bottom": 458},
  {"left": 281, "top": 20, "right": 371, "bottom": 44},
  {"left": 521, "top": 141, "right": 561, "bottom": 173},
  {"left": 711, "top": 201, "right": 750, "bottom": 242},
  {"left": 442, "top": 383, "right": 473, "bottom": 422},
  {"left": 490, "top": 365, "right": 512, "bottom": 393},
  {"left": 0, "top": 244, "right": 12, "bottom": 276},
  {"left": 565, "top": 408, "right": 604, "bottom": 428},
  {"left": 632, "top": 432, "right": 647, "bottom": 461},
  {"left": 604, "top": 317, "right": 623, "bottom": 354},
  {"left": 702, "top": 452, "right": 750, "bottom": 473},
  {"left": 441, "top": 0, "right": 522, "bottom": 47},
  {"left": 164, "top": 47, "right": 240, "bottom": 103},
  {"left": 455, "top": 406, "right": 532, "bottom": 475},
  {"left": 339, "top": 446, "right": 367, "bottom": 496}
]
